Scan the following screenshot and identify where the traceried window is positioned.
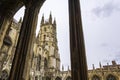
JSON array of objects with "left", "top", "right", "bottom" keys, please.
[
  {"left": 44, "top": 58, "right": 48, "bottom": 69},
  {"left": 92, "top": 75, "right": 100, "bottom": 80},
  {"left": 44, "top": 35, "right": 46, "bottom": 41},
  {"left": 107, "top": 74, "right": 116, "bottom": 80}
]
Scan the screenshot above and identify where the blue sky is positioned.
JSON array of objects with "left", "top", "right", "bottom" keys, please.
[{"left": 14, "top": 0, "right": 120, "bottom": 70}]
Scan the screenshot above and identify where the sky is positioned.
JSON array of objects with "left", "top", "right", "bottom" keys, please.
[{"left": 14, "top": 0, "right": 120, "bottom": 70}]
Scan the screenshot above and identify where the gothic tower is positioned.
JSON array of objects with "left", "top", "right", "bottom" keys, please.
[{"left": 30, "top": 13, "right": 60, "bottom": 80}]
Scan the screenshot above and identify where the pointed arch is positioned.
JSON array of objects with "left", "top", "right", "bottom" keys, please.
[
  {"left": 92, "top": 75, "right": 100, "bottom": 80},
  {"left": 44, "top": 58, "right": 48, "bottom": 70},
  {"left": 37, "top": 54, "right": 41, "bottom": 71},
  {"left": 106, "top": 74, "right": 117, "bottom": 80}
]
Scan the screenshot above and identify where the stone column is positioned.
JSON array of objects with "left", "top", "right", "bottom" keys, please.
[
  {"left": 8, "top": 0, "right": 45, "bottom": 80},
  {"left": 68, "top": 0, "right": 88, "bottom": 80}
]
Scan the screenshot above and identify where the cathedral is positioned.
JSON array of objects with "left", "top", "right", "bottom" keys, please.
[
  {"left": 0, "top": 14, "right": 71, "bottom": 80},
  {"left": 29, "top": 13, "right": 71, "bottom": 80},
  {"left": 0, "top": 14, "right": 120, "bottom": 80}
]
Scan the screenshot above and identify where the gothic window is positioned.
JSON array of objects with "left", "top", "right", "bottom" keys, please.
[
  {"left": 55, "top": 77, "right": 61, "bottom": 80},
  {"left": 37, "top": 55, "right": 41, "bottom": 71},
  {"left": 107, "top": 74, "right": 116, "bottom": 80},
  {"left": 44, "top": 58, "right": 48, "bottom": 69},
  {"left": 44, "top": 35, "right": 46, "bottom": 40},
  {"left": 66, "top": 76, "right": 72, "bottom": 80},
  {"left": 92, "top": 75, "right": 100, "bottom": 80}
]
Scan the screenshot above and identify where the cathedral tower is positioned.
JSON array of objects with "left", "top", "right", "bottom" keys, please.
[
  {"left": 31, "top": 13, "right": 60, "bottom": 80},
  {"left": 38, "top": 13, "right": 60, "bottom": 70}
]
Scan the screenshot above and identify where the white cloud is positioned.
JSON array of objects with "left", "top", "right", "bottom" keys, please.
[{"left": 92, "top": 1, "right": 120, "bottom": 17}]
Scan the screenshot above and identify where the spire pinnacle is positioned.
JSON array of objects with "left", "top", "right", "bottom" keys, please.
[
  {"left": 49, "top": 12, "right": 52, "bottom": 23},
  {"left": 68, "top": 66, "right": 69, "bottom": 71},
  {"left": 62, "top": 65, "right": 64, "bottom": 71},
  {"left": 53, "top": 18, "right": 56, "bottom": 26},
  {"left": 107, "top": 62, "right": 110, "bottom": 71},
  {"left": 41, "top": 14, "right": 44, "bottom": 25},
  {"left": 99, "top": 62, "right": 102, "bottom": 68},
  {"left": 92, "top": 64, "right": 95, "bottom": 70}
]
